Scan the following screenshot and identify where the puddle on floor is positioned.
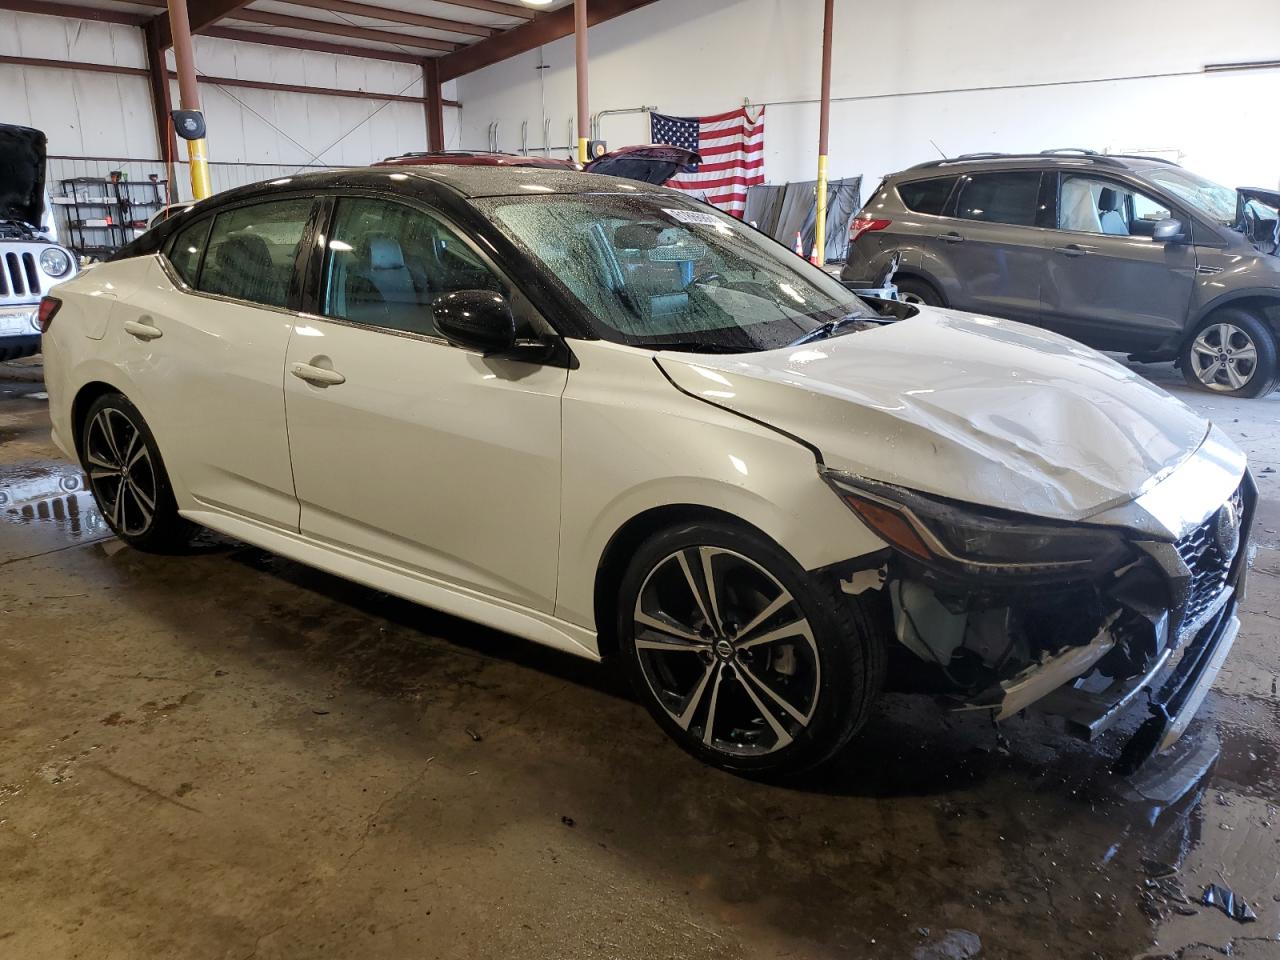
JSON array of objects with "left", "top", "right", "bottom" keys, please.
[{"left": 0, "top": 459, "right": 106, "bottom": 538}]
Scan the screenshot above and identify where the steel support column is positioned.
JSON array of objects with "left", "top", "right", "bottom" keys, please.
[
  {"left": 814, "top": 0, "right": 834, "bottom": 267},
  {"left": 166, "top": 0, "right": 211, "bottom": 199},
  {"left": 424, "top": 59, "right": 445, "bottom": 152},
  {"left": 574, "top": 0, "right": 588, "bottom": 164}
]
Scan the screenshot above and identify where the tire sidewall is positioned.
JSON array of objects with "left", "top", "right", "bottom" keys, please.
[
  {"left": 1181, "top": 308, "right": 1279, "bottom": 398},
  {"left": 895, "top": 277, "right": 943, "bottom": 308},
  {"left": 616, "top": 521, "right": 876, "bottom": 777}
]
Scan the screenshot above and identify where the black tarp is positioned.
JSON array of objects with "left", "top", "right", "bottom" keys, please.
[{"left": 744, "top": 175, "right": 862, "bottom": 263}]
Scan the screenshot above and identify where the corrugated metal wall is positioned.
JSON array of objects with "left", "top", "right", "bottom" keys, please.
[{"left": 2, "top": 10, "right": 463, "bottom": 251}]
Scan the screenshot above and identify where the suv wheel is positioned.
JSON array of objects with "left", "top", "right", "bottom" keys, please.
[
  {"left": 894, "top": 277, "right": 943, "bottom": 307},
  {"left": 1181, "top": 308, "right": 1279, "bottom": 398},
  {"left": 617, "top": 521, "right": 886, "bottom": 777},
  {"left": 81, "top": 393, "right": 194, "bottom": 551}
]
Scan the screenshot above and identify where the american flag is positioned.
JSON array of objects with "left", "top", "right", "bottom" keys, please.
[{"left": 650, "top": 106, "right": 765, "bottom": 217}]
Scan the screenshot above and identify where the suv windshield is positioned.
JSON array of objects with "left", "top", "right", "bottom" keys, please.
[
  {"left": 480, "top": 193, "right": 874, "bottom": 352},
  {"left": 1142, "top": 167, "right": 1238, "bottom": 225}
]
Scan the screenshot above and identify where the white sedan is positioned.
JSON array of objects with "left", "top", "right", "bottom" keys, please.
[{"left": 38, "top": 165, "right": 1252, "bottom": 776}]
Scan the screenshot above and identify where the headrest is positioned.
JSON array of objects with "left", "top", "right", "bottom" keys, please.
[
  {"left": 367, "top": 235, "right": 405, "bottom": 271},
  {"left": 1097, "top": 188, "right": 1119, "bottom": 212},
  {"left": 219, "top": 232, "right": 271, "bottom": 268}
]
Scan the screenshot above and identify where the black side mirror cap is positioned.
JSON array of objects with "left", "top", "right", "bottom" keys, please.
[
  {"left": 1153, "top": 217, "right": 1187, "bottom": 243},
  {"left": 434, "top": 289, "right": 517, "bottom": 354}
]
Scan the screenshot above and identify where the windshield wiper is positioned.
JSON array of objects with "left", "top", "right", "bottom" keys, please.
[{"left": 786, "top": 313, "right": 875, "bottom": 347}]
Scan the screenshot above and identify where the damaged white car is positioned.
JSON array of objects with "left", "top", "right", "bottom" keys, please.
[{"left": 40, "top": 167, "right": 1251, "bottom": 776}]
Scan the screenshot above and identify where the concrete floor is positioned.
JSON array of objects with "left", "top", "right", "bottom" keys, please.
[{"left": 1, "top": 355, "right": 1279, "bottom": 960}]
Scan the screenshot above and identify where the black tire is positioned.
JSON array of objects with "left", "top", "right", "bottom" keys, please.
[
  {"left": 894, "top": 276, "right": 944, "bottom": 307},
  {"left": 1180, "top": 307, "right": 1279, "bottom": 398},
  {"left": 80, "top": 392, "right": 194, "bottom": 552},
  {"left": 617, "top": 521, "right": 887, "bottom": 777}
]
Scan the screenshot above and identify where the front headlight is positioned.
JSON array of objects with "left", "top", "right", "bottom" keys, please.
[
  {"left": 39, "top": 248, "right": 72, "bottom": 278},
  {"left": 824, "top": 471, "right": 1132, "bottom": 579}
]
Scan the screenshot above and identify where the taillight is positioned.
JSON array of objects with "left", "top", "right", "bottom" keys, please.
[
  {"left": 849, "top": 217, "right": 891, "bottom": 244},
  {"left": 37, "top": 296, "right": 62, "bottom": 333}
]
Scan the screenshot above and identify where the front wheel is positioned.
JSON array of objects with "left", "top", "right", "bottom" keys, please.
[
  {"left": 1181, "top": 308, "right": 1279, "bottom": 398},
  {"left": 80, "top": 393, "right": 194, "bottom": 551},
  {"left": 617, "top": 521, "right": 886, "bottom": 777}
]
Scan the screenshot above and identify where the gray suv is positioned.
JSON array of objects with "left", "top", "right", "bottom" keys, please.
[{"left": 842, "top": 151, "right": 1280, "bottom": 397}]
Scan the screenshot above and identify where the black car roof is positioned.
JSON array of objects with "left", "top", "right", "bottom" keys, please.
[
  {"left": 212, "top": 165, "right": 670, "bottom": 205},
  {"left": 112, "top": 164, "right": 678, "bottom": 261}
]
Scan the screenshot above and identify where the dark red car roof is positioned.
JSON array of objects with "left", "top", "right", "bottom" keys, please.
[{"left": 375, "top": 151, "right": 574, "bottom": 170}]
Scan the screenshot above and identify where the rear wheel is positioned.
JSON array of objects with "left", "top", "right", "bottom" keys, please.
[
  {"left": 80, "top": 393, "right": 194, "bottom": 551},
  {"left": 1181, "top": 308, "right": 1278, "bottom": 398},
  {"left": 894, "top": 276, "right": 943, "bottom": 307},
  {"left": 617, "top": 521, "right": 886, "bottom": 777}
]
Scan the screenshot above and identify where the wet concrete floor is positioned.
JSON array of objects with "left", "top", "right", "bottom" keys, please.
[{"left": 1, "top": 356, "right": 1279, "bottom": 960}]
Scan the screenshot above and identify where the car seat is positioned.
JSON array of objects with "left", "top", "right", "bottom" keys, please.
[
  {"left": 1097, "top": 188, "right": 1129, "bottom": 235},
  {"left": 207, "top": 233, "right": 277, "bottom": 304}
]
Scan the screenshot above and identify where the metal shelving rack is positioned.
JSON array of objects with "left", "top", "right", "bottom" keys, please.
[{"left": 54, "top": 176, "right": 168, "bottom": 260}]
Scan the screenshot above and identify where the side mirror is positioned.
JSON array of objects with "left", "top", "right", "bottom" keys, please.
[
  {"left": 1152, "top": 218, "right": 1186, "bottom": 243},
  {"left": 434, "top": 289, "right": 516, "bottom": 354}
]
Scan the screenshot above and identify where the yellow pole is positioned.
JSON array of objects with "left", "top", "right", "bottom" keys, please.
[
  {"left": 187, "top": 137, "right": 212, "bottom": 200},
  {"left": 815, "top": 154, "right": 829, "bottom": 268}
]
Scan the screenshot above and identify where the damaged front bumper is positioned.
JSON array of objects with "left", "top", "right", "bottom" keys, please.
[{"left": 835, "top": 432, "right": 1254, "bottom": 772}]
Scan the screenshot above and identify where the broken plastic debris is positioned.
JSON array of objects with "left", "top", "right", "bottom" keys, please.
[
  {"left": 1202, "top": 883, "right": 1257, "bottom": 923},
  {"left": 840, "top": 564, "right": 886, "bottom": 595}
]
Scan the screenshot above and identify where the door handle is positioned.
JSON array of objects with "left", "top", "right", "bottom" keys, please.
[
  {"left": 123, "top": 318, "right": 163, "bottom": 341},
  {"left": 290, "top": 361, "right": 346, "bottom": 387},
  {"left": 940, "top": 232, "right": 965, "bottom": 243},
  {"left": 1053, "top": 244, "right": 1089, "bottom": 257}
]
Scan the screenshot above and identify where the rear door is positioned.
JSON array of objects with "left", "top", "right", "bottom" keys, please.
[
  {"left": 1038, "top": 173, "right": 1196, "bottom": 350},
  {"left": 933, "top": 170, "right": 1048, "bottom": 323},
  {"left": 112, "top": 196, "right": 317, "bottom": 529}
]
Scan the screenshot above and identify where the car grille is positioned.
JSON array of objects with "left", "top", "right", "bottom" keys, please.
[
  {"left": 0, "top": 250, "right": 41, "bottom": 301},
  {"left": 1174, "top": 485, "right": 1244, "bottom": 623}
]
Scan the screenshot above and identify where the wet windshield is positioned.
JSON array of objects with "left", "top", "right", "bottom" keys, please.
[
  {"left": 480, "top": 192, "right": 874, "bottom": 352},
  {"left": 1143, "top": 167, "right": 1239, "bottom": 225}
]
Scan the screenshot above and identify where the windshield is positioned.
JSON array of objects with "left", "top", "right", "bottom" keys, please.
[
  {"left": 1142, "top": 167, "right": 1238, "bottom": 224},
  {"left": 479, "top": 193, "right": 874, "bottom": 352}
]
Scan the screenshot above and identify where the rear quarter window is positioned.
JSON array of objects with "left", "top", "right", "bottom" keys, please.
[{"left": 896, "top": 176, "right": 957, "bottom": 215}]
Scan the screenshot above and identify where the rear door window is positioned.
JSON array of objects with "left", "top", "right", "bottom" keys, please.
[
  {"left": 165, "top": 217, "right": 211, "bottom": 286},
  {"left": 954, "top": 172, "right": 1043, "bottom": 227},
  {"left": 197, "top": 198, "right": 314, "bottom": 309},
  {"left": 897, "top": 176, "right": 957, "bottom": 215}
]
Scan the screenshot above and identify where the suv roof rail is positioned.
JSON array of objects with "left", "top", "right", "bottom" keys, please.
[
  {"left": 904, "top": 151, "right": 1149, "bottom": 173},
  {"left": 1102, "top": 153, "right": 1181, "bottom": 166}
]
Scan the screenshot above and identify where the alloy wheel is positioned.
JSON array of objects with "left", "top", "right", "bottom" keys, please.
[
  {"left": 632, "top": 546, "right": 820, "bottom": 757},
  {"left": 84, "top": 407, "right": 158, "bottom": 537},
  {"left": 897, "top": 291, "right": 925, "bottom": 305},
  {"left": 1190, "top": 322, "right": 1258, "bottom": 392}
]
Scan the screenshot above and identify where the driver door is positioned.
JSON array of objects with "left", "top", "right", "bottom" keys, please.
[{"left": 282, "top": 195, "right": 568, "bottom": 612}]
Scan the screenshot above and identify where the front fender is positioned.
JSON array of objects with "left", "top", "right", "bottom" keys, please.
[{"left": 555, "top": 341, "right": 884, "bottom": 631}]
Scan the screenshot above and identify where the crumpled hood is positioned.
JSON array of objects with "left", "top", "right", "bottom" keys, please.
[
  {"left": 658, "top": 308, "right": 1211, "bottom": 521},
  {"left": 0, "top": 124, "right": 47, "bottom": 228}
]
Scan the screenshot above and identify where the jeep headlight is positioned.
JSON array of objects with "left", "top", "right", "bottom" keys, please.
[
  {"left": 39, "top": 248, "right": 72, "bottom": 278},
  {"left": 824, "top": 471, "right": 1132, "bottom": 579}
]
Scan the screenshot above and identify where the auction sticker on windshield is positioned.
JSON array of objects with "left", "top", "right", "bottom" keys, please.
[{"left": 663, "top": 208, "right": 722, "bottom": 226}]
